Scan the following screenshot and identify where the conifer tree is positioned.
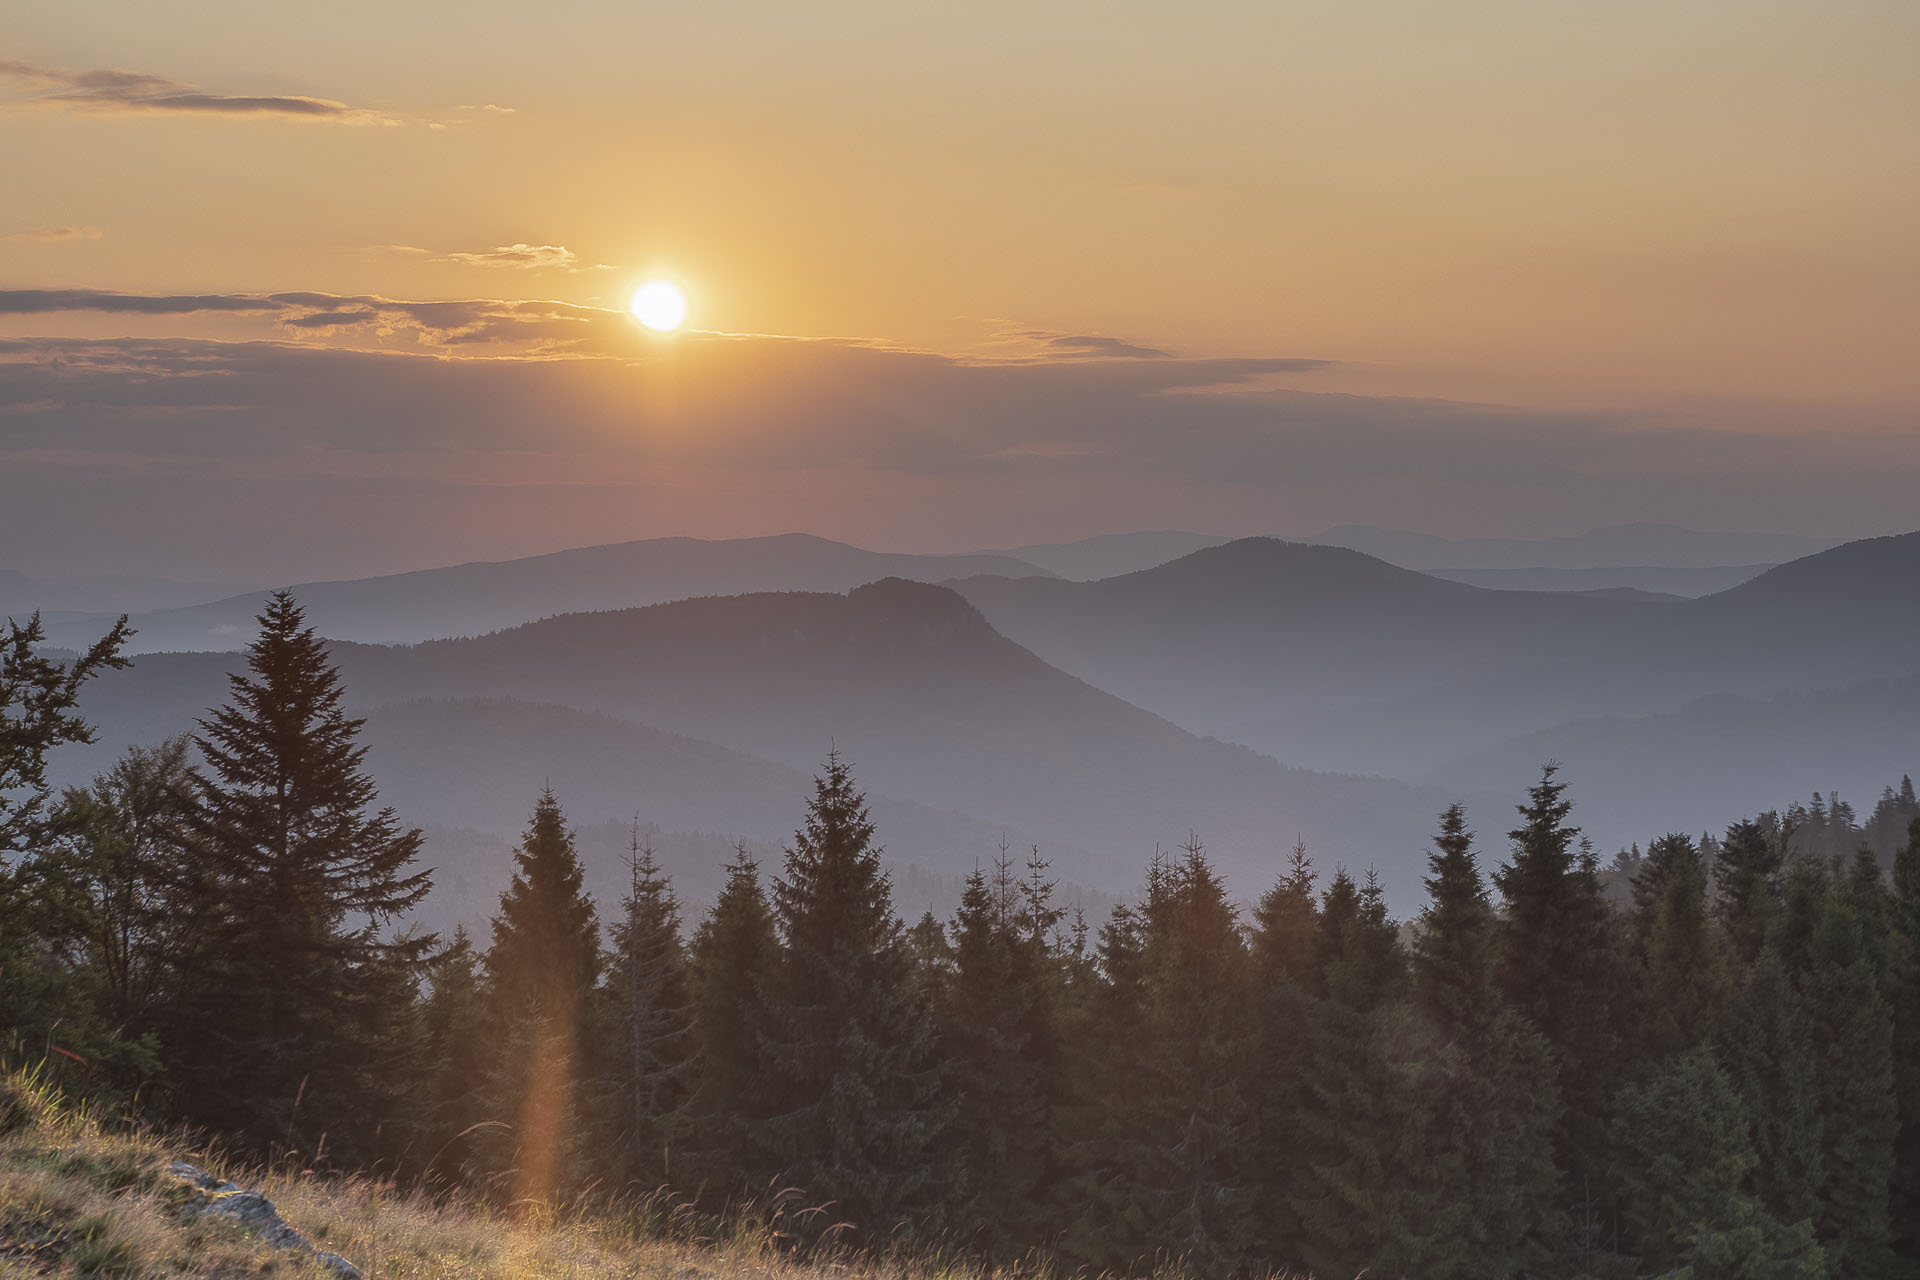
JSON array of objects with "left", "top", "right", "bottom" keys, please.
[
  {"left": 1245, "top": 839, "right": 1318, "bottom": 1265},
  {"left": 1413, "top": 804, "right": 1497, "bottom": 1034},
  {"left": 1889, "top": 815, "right": 1920, "bottom": 1266},
  {"left": 0, "top": 612, "right": 130, "bottom": 1057},
  {"left": 1406, "top": 804, "right": 1564, "bottom": 1279},
  {"left": 1640, "top": 835, "right": 1729, "bottom": 1058},
  {"left": 687, "top": 842, "right": 778, "bottom": 1190},
  {"left": 173, "top": 591, "right": 431, "bottom": 1160},
  {"left": 40, "top": 738, "right": 199, "bottom": 1029},
  {"left": 1137, "top": 839, "right": 1258, "bottom": 1276},
  {"left": 1718, "top": 952, "right": 1826, "bottom": 1231},
  {"left": 1715, "top": 818, "right": 1783, "bottom": 967},
  {"left": 1609, "top": 1049, "right": 1825, "bottom": 1277},
  {"left": 1252, "top": 836, "right": 1318, "bottom": 984},
  {"left": 943, "top": 850, "right": 1062, "bottom": 1257},
  {"left": 1290, "top": 867, "right": 1425, "bottom": 1280},
  {"left": 1799, "top": 870, "right": 1899, "bottom": 1276},
  {"left": 601, "top": 828, "right": 694, "bottom": 1189},
  {"left": 1493, "top": 765, "right": 1624, "bottom": 1208},
  {"left": 481, "top": 787, "right": 602, "bottom": 1204},
  {"left": 420, "top": 926, "right": 489, "bottom": 1185},
  {"left": 756, "top": 753, "right": 951, "bottom": 1235}
]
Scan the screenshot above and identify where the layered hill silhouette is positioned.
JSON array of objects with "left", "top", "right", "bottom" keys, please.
[
  {"left": 47, "top": 534, "right": 1051, "bottom": 653},
  {"left": 52, "top": 579, "right": 1450, "bottom": 910},
  {"left": 953, "top": 533, "right": 1920, "bottom": 784}
]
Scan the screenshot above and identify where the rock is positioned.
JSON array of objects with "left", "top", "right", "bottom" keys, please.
[{"left": 167, "top": 1161, "right": 363, "bottom": 1279}]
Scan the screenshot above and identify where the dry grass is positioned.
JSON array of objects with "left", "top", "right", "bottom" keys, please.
[{"left": 0, "top": 1069, "right": 1023, "bottom": 1280}]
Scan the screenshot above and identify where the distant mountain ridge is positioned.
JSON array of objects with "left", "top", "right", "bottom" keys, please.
[
  {"left": 953, "top": 531, "right": 1920, "bottom": 784},
  {"left": 1302, "top": 522, "right": 1840, "bottom": 570},
  {"left": 54, "top": 576, "right": 1451, "bottom": 910},
  {"left": 44, "top": 534, "right": 1053, "bottom": 653}
]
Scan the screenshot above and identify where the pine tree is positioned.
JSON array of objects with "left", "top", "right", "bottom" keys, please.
[
  {"left": 943, "top": 849, "right": 1062, "bottom": 1257},
  {"left": 481, "top": 786, "right": 602, "bottom": 1205},
  {"left": 1493, "top": 765, "right": 1624, "bottom": 1211},
  {"left": 1137, "top": 838, "right": 1258, "bottom": 1277},
  {"left": 1406, "top": 804, "right": 1565, "bottom": 1279},
  {"left": 0, "top": 612, "right": 129, "bottom": 1058},
  {"left": 1052, "top": 897, "right": 1151, "bottom": 1273},
  {"left": 1290, "top": 867, "right": 1422, "bottom": 1280},
  {"left": 18, "top": 737, "right": 196, "bottom": 1095},
  {"left": 0, "top": 611, "right": 130, "bottom": 860},
  {"left": 1414, "top": 804, "right": 1497, "bottom": 1035},
  {"left": 1889, "top": 815, "right": 1920, "bottom": 1267},
  {"left": 1716, "top": 819, "right": 1783, "bottom": 966},
  {"left": 172, "top": 591, "right": 432, "bottom": 1161},
  {"left": 1609, "top": 1049, "right": 1826, "bottom": 1278},
  {"left": 1718, "top": 951, "right": 1826, "bottom": 1232},
  {"left": 1640, "top": 834, "right": 1729, "bottom": 1058},
  {"left": 687, "top": 842, "right": 778, "bottom": 1192},
  {"left": 419, "top": 926, "right": 489, "bottom": 1185},
  {"left": 756, "top": 753, "right": 951, "bottom": 1236},
  {"left": 601, "top": 827, "right": 694, "bottom": 1190},
  {"left": 1799, "top": 869, "right": 1899, "bottom": 1276},
  {"left": 1252, "top": 836, "right": 1318, "bottom": 985},
  {"left": 1246, "top": 838, "right": 1318, "bottom": 1267}
]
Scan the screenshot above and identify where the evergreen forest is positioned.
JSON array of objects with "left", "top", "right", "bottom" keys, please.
[{"left": 5, "top": 595, "right": 1919, "bottom": 1280}]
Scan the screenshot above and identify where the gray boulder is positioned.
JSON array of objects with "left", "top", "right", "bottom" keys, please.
[{"left": 168, "top": 1161, "right": 363, "bottom": 1279}]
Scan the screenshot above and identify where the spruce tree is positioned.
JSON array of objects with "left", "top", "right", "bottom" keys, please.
[
  {"left": 1493, "top": 765, "right": 1624, "bottom": 1210},
  {"left": 1800, "top": 870, "right": 1899, "bottom": 1276},
  {"left": 0, "top": 612, "right": 129, "bottom": 1057},
  {"left": 1290, "top": 867, "right": 1421, "bottom": 1280},
  {"left": 1715, "top": 818, "right": 1782, "bottom": 967},
  {"left": 174, "top": 591, "right": 432, "bottom": 1161},
  {"left": 687, "top": 842, "right": 777, "bottom": 1191},
  {"left": 1413, "top": 804, "right": 1497, "bottom": 1034},
  {"left": 1889, "top": 815, "right": 1920, "bottom": 1267},
  {"left": 1609, "top": 1049, "right": 1826, "bottom": 1278},
  {"left": 1640, "top": 835, "right": 1729, "bottom": 1058},
  {"left": 481, "top": 787, "right": 602, "bottom": 1204},
  {"left": 1136, "top": 839, "right": 1258, "bottom": 1277},
  {"left": 601, "top": 829, "right": 694, "bottom": 1190},
  {"left": 756, "top": 753, "right": 950, "bottom": 1235},
  {"left": 943, "top": 850, "right": 1062, "bottom": 1257},
  {"left": 1718, "top": 952, "right": 1826, "bottom": 1232},
  {"left": 1247, "top": 838, "right": 1318, "bottom": 1267},
  {"left": 1407, "top": 804, "right": 1564, "bottom": 1279},
  {"left": 420, "top": 926, "right": 489, "bottom": 1185}
]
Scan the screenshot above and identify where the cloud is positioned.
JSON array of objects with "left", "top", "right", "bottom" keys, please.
[
  {"left": 7, "top": 226, "right": 103, "bottom": 242},
  {"left": 369, "top": 243, "right": 614, "bottom": 273},
  {"left": 0, "top": 58, "right": 395, "bottom": 123},
  {"left": 3, "top": 284, "right": 1915, "bottom": 581},
  {"left": 0, "top": 288, "right": 607, "bottom": 348},
  {"left": 0, "top": 289, "right": 279, "bottom": 315},
  {"left": 441, "top": 244, "right": 583, "bottom": 271},
  {"left": 454, "top": 103, "right": 517, "bottom": 114},
  {"left": 1023, "top": 332, "right": 1173, "bottom": 359}
]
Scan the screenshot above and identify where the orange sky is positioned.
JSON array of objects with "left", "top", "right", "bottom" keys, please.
[{"left": 2, "top": 0, "right": 1917, "bottom": 576}]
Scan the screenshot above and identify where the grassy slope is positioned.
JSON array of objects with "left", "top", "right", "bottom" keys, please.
[{"left": 0, "top": 1070, "right": 1000, "bottom": 1280}]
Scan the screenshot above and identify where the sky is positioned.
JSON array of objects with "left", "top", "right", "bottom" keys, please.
[{"left": 2, "top": 0, "right": 1917, "bottom": 580}]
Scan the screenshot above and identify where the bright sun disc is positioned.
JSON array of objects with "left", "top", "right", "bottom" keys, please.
[{"left": 630, "top": 280, "right": 688, "bottom": 332}]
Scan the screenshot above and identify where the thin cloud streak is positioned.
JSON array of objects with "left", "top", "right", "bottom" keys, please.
[
  {"left": 0, "top": 325, "right": 1910, "bottom": 578},
  {"left": 0, "top": 58, "right": 396, "bottom": 123},
  {"left": 7, "top": 226, "right": 103, "bottom": 242}
]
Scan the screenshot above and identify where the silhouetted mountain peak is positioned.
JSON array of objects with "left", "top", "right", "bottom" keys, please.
[
  {"left": 1707, "top": 530, "right": 1920, "bottom": 609},
  {"left": 1116, "top": 536, "right": 1471, "bottom": 599}
]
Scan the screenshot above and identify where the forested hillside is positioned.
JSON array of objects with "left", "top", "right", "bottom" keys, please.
[{"left": 6, "top": 595, "right": 1919, "bottom": 1279}]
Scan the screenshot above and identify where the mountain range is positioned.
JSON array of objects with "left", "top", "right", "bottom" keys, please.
[{"left": 38, "top": 526, "right": 1916, "bottom": 920}]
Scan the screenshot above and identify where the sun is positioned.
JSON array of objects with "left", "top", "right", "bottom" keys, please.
[{"left": 629, "top": 280, "right": 688, "bottom": 332}]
